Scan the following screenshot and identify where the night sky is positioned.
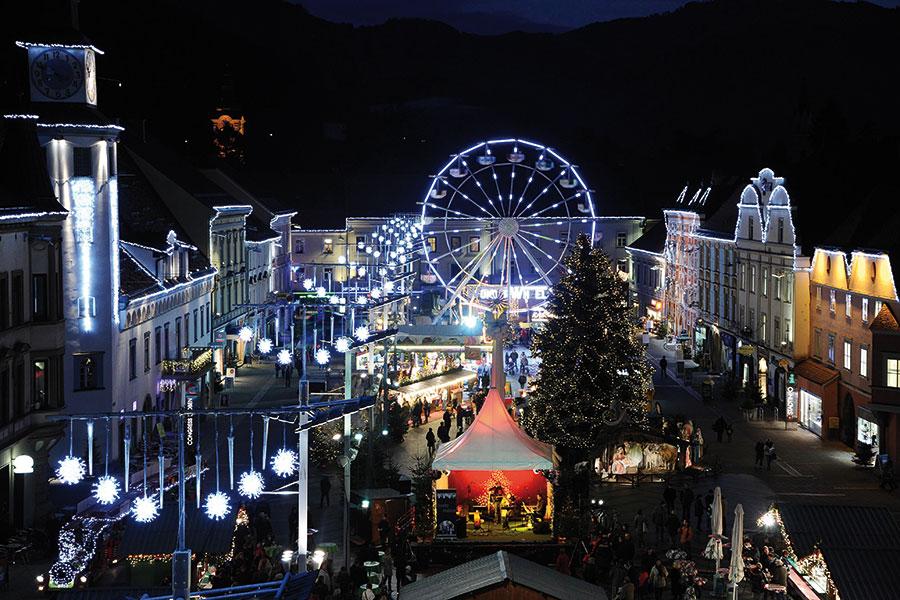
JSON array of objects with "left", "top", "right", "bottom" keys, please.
[{"left": 296, "top": 0, "right": 900, "bottom": 33}]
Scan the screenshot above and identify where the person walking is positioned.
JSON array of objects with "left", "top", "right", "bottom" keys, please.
[
  {"left": 755, "top": 440, "right": 765, "bottom": 467},
  {"left": 319, "top": 475, "right": 331, "bottom": 508},
  {"left": 659, "top": 356, "right": 668, "bottom": 380},
  {"left": 692, "top": 427, "right": 704, "bottom": 463},
  {"left": 693, "top": 496, "right": 705, "bottom": 531},
  {"left": 765, "top": 439, "right": 777, "bottom": 471},
  {"left": 633, "top": 509, "right": 647, "bottom": 548},
  {"left": 426, "top": 427, "right": 436, "bottom": 457},
  {"left": 881, "top": 458, "right": 897, "bottom": 491},
  {"left": 649, "top": 560, "right": 669, "bottom": 600},
  {"left": 361, "top": 583, "right": 376, "bottom": 600},
  {"left": 713, "top": 416, "right": 726, "bottom": 442},
  {"left": 423, "top": 398, "right": 431, "bottom": 422},
  {"left": 680, "top": 485, "right": 694, "bottom": 522},
  {"left": 381, "top": 550, "right": 394, "bottom": 595},
  {"left": 663, "top": 482, "right": 677, "bottom": 512},
  {"left": 666, "top": 511, "right": 680, "bottom": 548},
  {"left": 283, "top": 364, "right": 293, "bottom": 388},
  {"left": 554, "top": 547, "right": 571, "bottom": 575},
  {"left": 678, "top": 519, "right": 694, "bottom": 555},
  {"left": 652, "top": 502, "right": 666, "bottom": 544}
]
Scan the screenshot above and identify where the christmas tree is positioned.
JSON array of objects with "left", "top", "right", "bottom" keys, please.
[{"left": 522, "top": 234, "right": 652, "bottom": 449}]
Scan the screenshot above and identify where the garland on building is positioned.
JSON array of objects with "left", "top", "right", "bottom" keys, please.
[{"left": 522, "top": 234, "right": 653, "bottom": 449}]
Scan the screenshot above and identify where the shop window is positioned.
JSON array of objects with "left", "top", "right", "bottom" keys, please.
[
  {"left": 74, "top": 352, "right": 103, "bottom": 391},
  {"left": 860, "top": 346, "right": 868, "bottom": 378},
  {"left": 858, "top": 417, "right": 878, "bottom": 447},
  {"left": 887, "top": 358, "right": 900, "bottom": 388},
  {"left": 843, "top": 340, "right": 852, "bottom": 371}
]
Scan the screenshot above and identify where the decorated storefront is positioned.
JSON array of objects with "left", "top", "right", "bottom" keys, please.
[{"left": 794, "top": 360, "right": 839, "bottom": 439}]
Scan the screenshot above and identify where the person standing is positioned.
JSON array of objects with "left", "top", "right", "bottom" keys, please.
[
  {"left": 319, "top": 475, "right": 331, "bottom": 508},
  {"left": 678, "top": 519, "right": 694, "bottom": 555},
  {"left": 652, "top": 502, "right": 666, "bottom": 544},
  {"left": 713, "top": 416, "right": 726, "bottom": 442},
  {"left": 659, "top": 356, "right": 668, "bottom": 380},
  {"left": 765, "top": 440, "right": 777, "bottom": 471},
  {"left": 423, "top": 398, "right": 431, "bottom": 423},
  {"left": 666, "top": 511, "right": 680, "bottom": 548},
  {"left": 680, "top": 485, "right": 694, "bottom": 522},
  {"left": 381, "top": 550, "right": 394, "bottom": 595},
  {"left": 881, "top": 458, "right": 897, "bottom": 491},
  {"left": 755, "top": 440, "right": 765, "bottom": 467},
  {"left": 663, "top": 482, "right": 677, "bottom": 512},
  {"left": 554, "top": 547, "right": 571, "bottom": 575},
  {"left": 426, "top": 427, "right": 436, "bottom": 457},
  {"left": 693, "top": 496, "right": 705, "bottom": 531},
  {"left": 633, "top": 509, "right": 647, "bottom": 547},
  {"left": 649, "top": 560, "right": 669, "bottom": 600}
]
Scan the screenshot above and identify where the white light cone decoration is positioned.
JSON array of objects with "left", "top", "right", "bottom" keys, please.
[
  {"left": 258, "top": 338, "right": 273, "bottom": 354},
  {"left": 238, "top": 326, "right": 253, "bottom": 343},
  {"left": 335, "top": 337, "right": 352, "bottom": 353},
  {"left": 315, "top": 348, "right": 331, "bottom": 365},
  {"left": 204, "top": 491, "right": 232, "bottom": 520},
  {"left": 93, "top": 475, "right": 120, "bottom": 505},
  {"left": 270, "top": 448, "right": 298, "bottom": 477},
  {"left": 354, "top": 325, "right": 370, "bottom": 341},
  {"left": 132, "top": 495, "right": 159, "bottom": 523},
  {"left": 277, "top": 349, "right": 292, "bottom": 365},
  {"left": 56, "top": 456, "right": 86, "bottom": 485},
  {"left": 237, "top": 470, "right": 265, "bottom": 499}
]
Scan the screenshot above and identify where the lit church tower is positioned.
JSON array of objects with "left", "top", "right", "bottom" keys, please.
[
  {"left": 18, "top": 29, "right": 122, "bottom": 415},
  {"left": 210, "top": 68, "right": 246, "bottom": 163}
]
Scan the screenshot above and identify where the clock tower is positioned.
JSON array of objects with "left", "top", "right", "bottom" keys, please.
[{"left": 26, "top": 44, "right": 98, "bottom": 105}]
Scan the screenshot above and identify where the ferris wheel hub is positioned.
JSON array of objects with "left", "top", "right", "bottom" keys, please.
[{"left": 498, "top": 217, "right": 519, "bottom": 237}]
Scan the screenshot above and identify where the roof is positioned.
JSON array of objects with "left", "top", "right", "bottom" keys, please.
[
  {"left": 432, "top": 389, "right": 555, "bottom": 471},
  {"left": 119, "top": 246, "right": 161, "bottom": 296},
  {"left": 627, "top": 220, "right": 666, "bottom": 255},
  {"left": 0, "top": 117, "right": 67, "bottom": 220},
  {"left": 779, "top": 504, "right": 900, "bottom": 600},
  {"left": 32, "top": 103, "right": 121, "bottom": 130},
  {"left": 395, "top": 369, "right": 477, "bottom": 395},
  {"left": 870, "top": 302, "right": 900, "bottom": 332},
  {"left": 116, "top": 502, "right": 234, "bottom": 557},
  {"left": 792, "top": 359, "right": 840, "bottom": 386},
  {"left": 399, "top": 550, "right": 607, "bottom": 600}
]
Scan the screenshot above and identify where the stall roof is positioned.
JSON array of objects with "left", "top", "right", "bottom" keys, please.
[
  {"left": 432, "top": 388, "right": 555, "bottom": 471},
  {"left": 399, "top": 550, "right": 606, "bottom": 600},
  {"left": 394, "top": 369, "right": 477, "bottom": 396}
]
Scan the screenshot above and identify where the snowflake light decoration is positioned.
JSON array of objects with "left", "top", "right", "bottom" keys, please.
[
  {"left": 277, "top": 349, "right": 292, "bottom": 365},
  {"left": 335, "top": 337, "right": 352, "bottom": 353},
  {"left": 354, "top": 325, "right": 370, "bottom": 341},
  {"left": 93, "top": 475, "right": 121, "bottom": 505},
  {"left": 238, "top": 326, "right": 253, "bottom": 343},
  {"left": 315, "top": 348, "right": 331, "bottom": 365},
  {"left": 238, "top": 470, "right": 265, "bottom": 499},
  {"left": 204, "top": 491, "right": 232, "bottom": 520},
  {"left": 270, "top": 448, "right": 298, "bottom": 477},
  {"left": 371, "top": 288, "right": 382, "bottom": 299},
  {"left": 303, "top": 278, "right": 314, "bottom": 290},
  {"left": 316, "top": 286, "right": 327, "bottom": 298},
  {"left": 258, "top": 338, "right": 273, "bottom": 354},
  {"left": 384, "top": 280, "right": 395, "bottom": 293},
  {"left": 56, "top": 455, "right": 86, "bottom": 485},
  {"left": 131, "top": 495, "right": 159, "bottom": 523}
]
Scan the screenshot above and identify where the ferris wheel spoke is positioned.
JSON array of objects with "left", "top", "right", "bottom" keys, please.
[
  {"left": 519, "top": 229, "right": 564, "bottom": 245},
  {"left": 441, "top": 176, "right": 502, "bottom": 219},
  {"left": 507, "top": 164, "right": 517, "bottom": 216},
  {"left": 433, "top": 236, "right": 503, "bottom": 322},
  {"left": 512, "top": 171, "right": 565, "bottom": 218},
  {"left": 518, "top": 186, "right": 584, "bottom": 220},
  {"left": 511, "top": 235, "right": 554, "bottom": 288},
  {"left": 489, "top": 165, "right": 505, "bottom": 216},
  {"left": 443, "top": 235, "right": 502, "bottom": 290},
  {"left": 422, "top": 202, "right": 485, "bottom": 221},
  {"left": 509, "top": 241, "right": 527, "bottom": 289},
  {"left": 510, "top": 170, "right": 537, "bottom": 218}
]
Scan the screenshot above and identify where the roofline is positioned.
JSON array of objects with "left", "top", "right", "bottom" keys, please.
[{"left": 16, "top": 40, "right": 105, "bottom": 55}]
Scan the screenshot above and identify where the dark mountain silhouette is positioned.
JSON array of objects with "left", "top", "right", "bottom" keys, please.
[{"left": 2, "top": 0, "right": 899, "bottom": 246}]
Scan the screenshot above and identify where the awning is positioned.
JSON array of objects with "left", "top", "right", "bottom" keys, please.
[
  {"left": 793, "top": 359, "right": 840, "bottom": 386},
  {"left": 395, "top": 369, "right": 477, "bottom": 396},
  {"left": 868, "top": 403, "right": 900, "bottom": 415}
]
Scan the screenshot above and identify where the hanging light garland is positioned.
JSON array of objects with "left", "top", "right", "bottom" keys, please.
[
  {"left": 93, "top": 419, "right": 120, "bottom": 505},
  {"left": 238, "top": 416, "right": 265, "bottom": 499},
  {"left": 131, "top": 417, "right": 159, "bottom": 523},
  {"left": 56, "top": 420, "right": 86, "bottom": 485},
  {"left": 205, "top": 415, "right": 232, "bottom": 520}
]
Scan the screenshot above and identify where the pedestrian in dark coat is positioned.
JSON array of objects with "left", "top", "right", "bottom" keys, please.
[
  {"left": 755, "top": 440, "right": 765, "bottom": 467},
  {"left": 663, "top": 483, "right": 677, "bottom": 512}
]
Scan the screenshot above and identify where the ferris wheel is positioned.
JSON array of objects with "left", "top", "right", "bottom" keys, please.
[{"left": 420, "top": 138, "right": 596, "bottom": 317}]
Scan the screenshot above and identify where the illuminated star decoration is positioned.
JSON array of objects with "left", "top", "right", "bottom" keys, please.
[
  {"left": 354, "top": 325, "right": 370, "bottom": 341},
  {"left": 335, "top": 337, "right": 352, "bottom": 353},
  {"left": 131, "top": 495, "right": 159, "bottom": 523},
  {"left": 204, "top": 491, "right": 232, "bottom": 520},
  {"left": 238, "top": 326, "right": 253, "bottom": 343},
  {"left": 315, "top": 348, "right": 331, "bottom": 365},
  {"left": 56, "top": 455, "right": 86, "bottom": 485},
  {"left": 238, "top": 470, "right": 265, "bottom": 499},
  {"left": 270, "top": 448, "right": 298, "bottom": 477},
  {"left": 93, "top": 475, "right": 121, "bottom": 505},
  {"left": 277, "top": 349, "right": 292, "bottom": 366},
  {"left": 258, "top": 338, "right": 273, "bottom": 354}
]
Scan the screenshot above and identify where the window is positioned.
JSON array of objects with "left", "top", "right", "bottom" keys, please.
[
  {"left": 845, "top": 294, "right": 852, "bottom": 318},
  {"left": 775, "top": 273, "right": 781, "bottom": 300},
  {"left": 32, "top": 274, "right": 48, "bottom": 321},
  {"left": 129, "top": 338, "right": 137, "bottom": 380},
  {"left": 760, "top": 313, "right": 767, "bottom": 343},
  {"left": 740, "top": 264, "right": 745, "bottom": 290},
  {"left": 469, "top": 236, "right": 480, "bottom": 253},
  {"left": 875, "top": 300, "right": 883, "bottom": 317},
  {"left": 13, "top": 361, "right": 23, "bottom": 417},
  {"left": 786, "top": 318, "right": 792, "bottom": 343},
  {"left": 323, "top": 238, "right": 333, "bottom": 254},
  {"left": 816, "top": 286, "right": 822, "bottom": 310},
  {"left": 762, "top": 268, "right": 768, "bottom": 297},
  {"left": 829, "top": 289, "right": 836, "bottom": 313},
  {"left": 616, "top": 232, "right": 627, "bottom": 247},
  {"left": 749, "top": 217, "right": 755, "bottom": 240},
  {"left": 185, "top": 313, "right": 190, "bottom": 346},
  {"left": 750, "top": 265, "right": 756, "bottom": 293},
  {"left": 426, "top": 237, "right": 437, "bottom": 253},
  {"left": 748, "top": 309, "right": 755, "bottom": 336},
  {"left": 827, "top": 333, "right": 835, "bottom": 363},
  {"left": 774, "top": 317, "right": 781, "bottom": 345},
  {"left": 777, "top": 218, "right": 785, "bottom": 243},
  {"left": 74, "top": 353, "right": 103, "bottom": 391},
  {"left": 0, "top": 272, "right": 7, "bottom": 329},
  {"left": 843, "top": 340, "right": 852, "bottom": 370},
  {"left": 11, "top": 271, "right": 23, "bottom": 326},
  {"left": 294, "top": 239, "right": 304, "bottom": 254},
  {"left": 155, "top": 327, "right": 162, "bottom": 364},
  {"left": 175, "top": 317, "right": 182, "bottom": 358},
  {"left": 355, "top": 235, "right": 366, "bottom": 250},
  {"left": 193, "top": 309, "right": 199, "bottom": 341},
  {"left": 785, "top": 274, "right": 792, "bottom": 303},
  {"left": 32, "top": 360, "right": 47, "bottom": 410},
  {"left": 143, "top": 332, "right": 151, "bottom": 372},
  {"left": 814, "top": 329, "right": 821, "bottom": 357},
  {"left": 164, "top": 323, "right": 170, "bottom": 360},
  {"left": 450, "top": 236, "right": 461, "bottom": 251},
  {"left": 862, "top": 298, "right": 869, "bottom": 322},
  {"left": 739, "top": 305, "right": 745, "bottom": 328},
  {"left": 0, "top": 369, "right": 8, "bottom": 426},
  {"left": 860, "top": 346, "right": 868, "bottom": 378},
  {"left": 887, "top": 358, "right": 900, "bottom": 388}
]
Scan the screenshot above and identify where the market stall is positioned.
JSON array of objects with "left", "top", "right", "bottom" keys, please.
[{"left": 432, "top": 388, "right": 557, "bottom": 539}]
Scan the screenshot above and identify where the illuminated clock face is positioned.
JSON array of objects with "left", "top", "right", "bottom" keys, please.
[
  {"left": 31, "top": 48, "right": 84, "bottom": 100},
  {"left": 84, "top": 50, "right": 96, "bottom": 104}
]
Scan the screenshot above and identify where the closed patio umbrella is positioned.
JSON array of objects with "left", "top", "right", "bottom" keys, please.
[
  {"left": 729, "top": 503, "right": 745, "bottom": 600},
  {"left": 703, "top": 486, "right": 724, "bottom": 570}
]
